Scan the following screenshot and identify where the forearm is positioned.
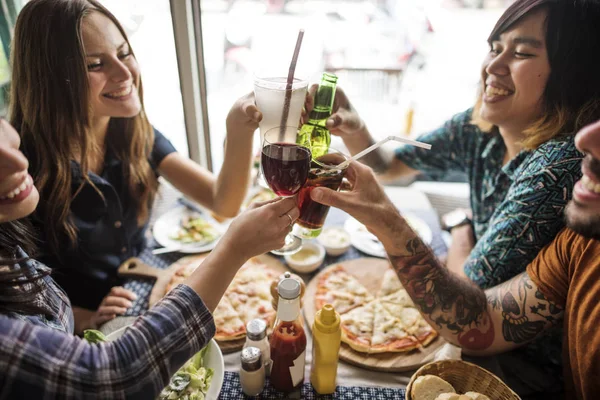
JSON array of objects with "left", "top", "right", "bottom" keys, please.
[
  {"left": 0, "top": 286, "right": 215, "bottom": 399},
  {"left": 378, "top": 214, "right": 562, "bottom": 356},
  {"left": 183, "top": 238, "right": 246, "bottom": 312},
  {"left": 212, "top": 129, "right": 254, "bottom": 217},
  {"left": 372, "top": 213, "right": 494, "bottom": 353},
  {"left": 342, "top": 127, "right": 393, "bottom": 174},
  {"left": 72, "top": 306, "right": 94, "bottom": 334},
  {"left": 445, "top": 227, "right": 475, "bottom": 280}
]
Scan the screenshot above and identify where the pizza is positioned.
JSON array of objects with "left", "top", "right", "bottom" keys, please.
[
  {"left": 165, "top": 257, "right": 279, "bottom": 342},
  {"left": 315, "top": 265, "right": 374, "bottom": 314},
  {"left": 315, "top": 264, "right": 438, "bottom": 353}
]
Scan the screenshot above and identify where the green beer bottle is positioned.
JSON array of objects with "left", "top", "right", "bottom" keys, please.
[{"left": 297, "top": 72, "right": 338, "bottom": 158}]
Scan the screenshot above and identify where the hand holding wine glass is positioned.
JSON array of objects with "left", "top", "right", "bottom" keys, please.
[{"left": 261, "top": 126, "right": 311, "bottom": 255}]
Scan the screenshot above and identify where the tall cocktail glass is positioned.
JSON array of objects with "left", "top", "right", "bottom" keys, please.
[
  {"left": 254, "top": 75, "right": 308, "bottom": 141},
  {"left": 293, "top": 147, "right": 349, "bottom": 239}
]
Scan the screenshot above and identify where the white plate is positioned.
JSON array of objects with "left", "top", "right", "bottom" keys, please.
[
  {"left": 153, "top": 207, "right": 226, "bottom": 254},
  {"left": 344, "top": 214, "right": 433, "bottom": 258},
  {"left": 106, "top": 326, "right": 224, "bottom": 400}
]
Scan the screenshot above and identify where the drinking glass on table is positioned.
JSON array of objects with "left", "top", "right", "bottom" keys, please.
[
  {"left": 262, "top": 126, "right": 311, "bottom": 255},
  {"left": 293, "top": 146, "right": 349, "bottom": 239}
]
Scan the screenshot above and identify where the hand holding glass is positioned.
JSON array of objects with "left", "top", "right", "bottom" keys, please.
[
  {"left": 261, "top": 126, "right": 311, "bottom": 255},
  {"left": 293, "top": 147, "right": 349, "bottom": 239}
]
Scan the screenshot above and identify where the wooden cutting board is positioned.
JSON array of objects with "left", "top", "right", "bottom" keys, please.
[
  {"left": 303, "top": 258, "right": 445, "bottom": 372},
  {"left": 117, "top": 253, "right": 289, "bottom": 353}
]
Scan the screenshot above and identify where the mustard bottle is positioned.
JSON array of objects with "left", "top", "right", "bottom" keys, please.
[{"left": 310, "top": 304, "right": 341, "bottom": 394}]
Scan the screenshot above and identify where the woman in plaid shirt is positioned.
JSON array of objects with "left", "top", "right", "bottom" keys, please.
[{"left": 0, "top": 119, "right": 299, "bottom": 399}]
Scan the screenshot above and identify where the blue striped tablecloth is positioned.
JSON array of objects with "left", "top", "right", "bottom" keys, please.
[{"left": 218, "top": 371, "right": 406, "bottom": 400}]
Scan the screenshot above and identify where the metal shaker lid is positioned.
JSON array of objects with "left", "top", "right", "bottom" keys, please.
[
  {"left": 241, "top": 346, "right": 263, "bottom": 372},
  {"left": 246, "top": 319, "right": 267, "bottom": 341}
]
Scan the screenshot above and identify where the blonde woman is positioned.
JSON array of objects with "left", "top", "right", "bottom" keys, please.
[{"left": 10, "top": 0, "right": 262, "bottom": 332}]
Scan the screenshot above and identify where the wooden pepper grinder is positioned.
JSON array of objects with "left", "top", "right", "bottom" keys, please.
[{"left": 270, "top": 272, "right": 306, "bottom": 311}]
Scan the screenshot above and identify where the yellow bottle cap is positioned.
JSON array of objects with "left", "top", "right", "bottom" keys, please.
[{"left": 314, "top": 304, "right": 340, "bottom": 334}]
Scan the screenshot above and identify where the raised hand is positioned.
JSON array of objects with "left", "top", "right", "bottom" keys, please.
[
  {"left": 226, "top": 92, "right": 263, "bottom": 135},
  {"left": 304, "top": 84, "right": 365, "bottom": 138},
  {"left": 218, "top": 197, "right": 300, "bottom": 261}
]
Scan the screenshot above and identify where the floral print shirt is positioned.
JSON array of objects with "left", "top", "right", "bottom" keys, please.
[{"left": 395, "top": 109, "right": 582, "bottom": 288}]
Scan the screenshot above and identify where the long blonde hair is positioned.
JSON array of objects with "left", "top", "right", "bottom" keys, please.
[
  {"left": 9, "top": 0, "right": 157, "bottom": 258},
  {"left": 472, "top": 0, "right": 600, "bottom": 149}
]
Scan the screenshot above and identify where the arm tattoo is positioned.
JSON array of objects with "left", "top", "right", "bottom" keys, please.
[
  {"left": 389, "top": 235, "right": 494, "bottom": 351},
  {"left": 487, "top": 274, "right": 563, "bottom": 345}
]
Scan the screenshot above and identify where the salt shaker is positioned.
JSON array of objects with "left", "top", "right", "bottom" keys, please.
[
  {"left": 240, "top": 347, "right": 265, "bottom": 397},
  {"left": 244, "top": 319, "right": 271, "bottom": 375}
]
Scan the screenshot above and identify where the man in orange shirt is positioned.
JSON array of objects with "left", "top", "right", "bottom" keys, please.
[{"left": 311, "top": 120, "right": 600, "bottom": 399}]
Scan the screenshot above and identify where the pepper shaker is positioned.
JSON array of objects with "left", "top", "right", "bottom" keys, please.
[
  {"left": 240, "top": 347, "right": 265, "bottom": 396},
  {"left": 244, "top": 319, "right": 271, "bottom": 375}
]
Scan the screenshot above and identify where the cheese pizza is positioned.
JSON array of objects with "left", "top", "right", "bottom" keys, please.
[
  {"left": 316, "top": 264, "right": 438, "bottom": 353},
  {"left": 165, "top": 257, "right": 279, "bottom": 342}
]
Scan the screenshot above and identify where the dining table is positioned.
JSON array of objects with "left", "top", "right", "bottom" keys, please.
[{"left": 99, "top": 185, "right": 456, "bottom": 400}]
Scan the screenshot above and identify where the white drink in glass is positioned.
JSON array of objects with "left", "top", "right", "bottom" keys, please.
[{"left": 254, "top": 77, "right": 308, "bottom": 143}]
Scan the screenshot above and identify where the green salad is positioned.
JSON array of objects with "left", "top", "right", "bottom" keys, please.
[
  {"left": 83, "top": 329, "right": 107, "bottom": 344},
  {"left": 84, "top": 330, "right": 214, "bottom": 400},
  {"left": 170, "top": 215, "right": 219, "bottom": 244},
  {"left": 158, "top": 346, "right": 214, "bottom": 400}
]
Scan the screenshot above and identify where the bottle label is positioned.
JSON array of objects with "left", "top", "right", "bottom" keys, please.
[
  {"left": 277, "top": 300, "right": 300, "bottom": 322},
  {"left": 289, "top": 350, "right": 306, "bottom": 387}
]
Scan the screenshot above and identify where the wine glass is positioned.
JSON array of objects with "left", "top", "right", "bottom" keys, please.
[{"left": 261, "top": 126, "right": 311, "bottom": 255}]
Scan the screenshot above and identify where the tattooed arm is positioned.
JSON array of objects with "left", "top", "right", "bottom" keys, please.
[
  {"left": 310, "top": 160, "right": 564, "bottom": 356},
  {"left": 389, "top": 230, "right": 564, "bottom": 355}
]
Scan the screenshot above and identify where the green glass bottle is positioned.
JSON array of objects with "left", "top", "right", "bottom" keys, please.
[{"left": 297, "top": 72, "right": 338, "bottom": 159}]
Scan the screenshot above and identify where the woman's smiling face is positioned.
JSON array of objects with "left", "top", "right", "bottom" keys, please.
[
  {"left": 479, "top": 8, "right": 551, "bottom": 133},
  {"left": 82, "top": 11, "right": 141, "bottom": 123}
]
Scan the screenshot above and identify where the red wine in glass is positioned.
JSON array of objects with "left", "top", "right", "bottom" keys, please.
[{"left": 261, "top": 143, "right": 311, "bottom": 197}]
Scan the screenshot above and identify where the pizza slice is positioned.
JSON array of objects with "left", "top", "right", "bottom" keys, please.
[
  {"left": 398, "top": 306, "right": 438, "bottom": 346},
  {"left": 229, "top": 263, "right": 278, "bottom": 301},
  {"left": 315, "top": 265, "right": 374, "bottom": 314},
  {"left": 339, "top": 300, "right": 377, "bottom": 353},
  {"left": 371, "top": 301, "right": 420, "bottom": 353},
  {"left": 376, "top": 269, "right": 403, "bottom": 297},
  {"left": 380, "top": 301, "right": 438, "bottom": 347},
  {"left": 212, "top": 296, "right": 246, "bottom": 341},
  {"left": 379, "top": 289, "right": 415, "bottom": 308},
  {"left": 411, "top": 316, "right": 438, "bottom": 346},
  {"left": 165, "top": 256, "right": 207, "bottom": 293},
  {"left": 227, "top": 291, "right": 277, "bottom": 328}
]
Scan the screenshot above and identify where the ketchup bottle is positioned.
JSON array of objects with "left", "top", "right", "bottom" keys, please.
[{"left": 269, "top": 275, "right": 307, "bottom": 392}]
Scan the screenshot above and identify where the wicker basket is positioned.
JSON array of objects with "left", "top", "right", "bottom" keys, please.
[{"left": 406, "top": 360, "right": 521, "bottom": 400}]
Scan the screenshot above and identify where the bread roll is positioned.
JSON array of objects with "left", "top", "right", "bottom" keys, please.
[
  {"left": 435, "top": 394, "right": 462, "bottom": 400},
  {"left": 464, "top": 392, "right": 491, "bottom": 400},
  {"left": 435, "top": 395, "right": 472, "bottom": 400},
  {"left": 412, "top": 375, "right": 456, "bottom": 400}
]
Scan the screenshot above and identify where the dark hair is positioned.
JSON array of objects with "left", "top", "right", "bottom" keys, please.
[
  {"left": 0, "top": 220, "right": 51, "bottom": 315},
  {"left": 10, "top": 0, "right": 157, "bottom": 260},
  {"left": 473, "top": 0, "right": 600, "bottom": 148}
]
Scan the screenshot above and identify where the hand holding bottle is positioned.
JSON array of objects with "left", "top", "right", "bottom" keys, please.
[{"left": 304, "top": 85, "right": 366, "bottom": 139}]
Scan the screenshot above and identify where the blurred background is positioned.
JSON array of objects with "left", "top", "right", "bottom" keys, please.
[{"left": 1, "top": 0, "right": 513, "bottom": 179}]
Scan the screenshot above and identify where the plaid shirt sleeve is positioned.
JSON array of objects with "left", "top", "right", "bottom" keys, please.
[{"left": 0, "top": 284, "right": 216, "bottom": 400}]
